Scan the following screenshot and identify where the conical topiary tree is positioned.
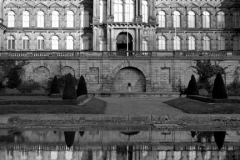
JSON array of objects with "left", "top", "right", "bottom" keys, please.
[
  {"left": 62, "top": 73, "right": 77, "bottom": 99},
  {"left": 76, "top": 75, "right": 88, "bottom": 97},
  {"left": 187, "top": 75, "right": 199, "bottom": 95},
  {"left": 212, "top": 72, "right": 228, "bottom": 99},
  {"left": 50, "top": 76, "right": 60, "bottom": 95}
]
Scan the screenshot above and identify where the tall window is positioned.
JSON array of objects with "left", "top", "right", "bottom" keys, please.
[
  {"left": 158, "top": 11, "right": 165, "bottom": 28},
  {"left": 218, "top": 36, "right": 225, "bottom": 50},
  {"left": 233, "top": 36, "right": 240, "bottom": 50},
  {"left": 100, "top": 41, "right": 106, "bottom": 51},
  {"left": 125, "top": 0, "right": 134, "bottom": 22},
  {"left": 8, "top": 11, "right": 15, "bottom": 27},
  {"left": 52, "top": 36, "right": 59, "bottom": 50},
  {"left": 202, "top": 11, "right": 210, "bottom": 28},
  {"left": 158, "top": 36, "right": 166, "bottom": 50},
  {"left": 233, "top": 11, "right": 240, "bottom": 28},
  {"left": 203, "top": 36, "right": 210, "bottom": 50},
  {"left": 142, "top": 40, "right": 148, "bottom": 51},
  {"left": 66, "top": 36, "right": 73, "bottom": 50},
  {"left": 52, "top": 11, "right": 59, "bottom": 27},
  {"left": 173, "top": 11, "right": 180, "bottom": 28},
  {"left": 81, "top": 36, "right": 89, "bottom": 50},
  {"left": 37, "top": 36, "right": 44, "bottom": 50},
  {"left": 173, "top": 36, "right": 181, "bottom": 50},
  {"left": 114, "top": 0, "right": 123, "bottom": 22},
  {"left": 7, "top": 36, "right": 15, "bottom": 50},
  {"left": 100, "top": 0, "right": 107, "bottom": 23},
  {"left": 37, "top": 11, "right": 44, "bottom": 27},
  {"left": 217, "top": 11, "right": 225, "bottom": 28},
  {"left": 188, "top": 11, "right": 195, "bottom": 28},
  {"left": 22, "top": 36, "right": 29, "bottom": 50},
  {"left": 66, "top": 11, "right": 74, "bottom": 28},
  {"left": 22, "top": 11, "right": 29, "bottom": 27},
  {"left": 142, "top": 0, "right": 148, "bottom": 23},
  {"left": 81, "top": 11, "right": 89, "bottom": 27},
  {"left": 188, "top": 36, "right": 195, "bottom": 50}
]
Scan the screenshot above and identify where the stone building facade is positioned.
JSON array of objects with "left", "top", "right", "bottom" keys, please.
[{"left": 0, "top": 0, "right": 240, "bottom": 92}]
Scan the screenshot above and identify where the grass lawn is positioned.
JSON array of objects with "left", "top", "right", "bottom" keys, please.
[
  {"left": 0, "top": 98, "right": 106, "bottom": 115},
  {"left": 164, "top": 98, "right": 240, "bottom": 114}
]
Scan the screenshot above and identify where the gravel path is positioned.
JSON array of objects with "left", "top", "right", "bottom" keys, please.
[{"left": 99, "top": 97, "right": 186, "bottom": 116}]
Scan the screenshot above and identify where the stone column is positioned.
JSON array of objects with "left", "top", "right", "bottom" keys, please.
[
  {"left": 107, "top": 28, "right": 111, "bottom": 51},
  {"left": 0, "top": 0, "right": 3, "bottom": 23},
  {"left": 93, "top": 27, "right": 97, "bottom": 50},
  {"left": 111, "top": 29, "right": 115, "bottom": 51},
  {"left": 136, "top": 28, "right": 139, "bottom": 51},
  {"left": 107, "top": 0, "right": 110, "bottom": 16}
]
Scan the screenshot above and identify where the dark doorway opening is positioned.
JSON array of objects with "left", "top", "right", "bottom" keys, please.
[{"left": 116, "top": 32, "right": 133, "bottom": 51}]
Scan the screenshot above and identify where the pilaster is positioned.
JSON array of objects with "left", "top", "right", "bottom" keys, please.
[
  {"left": 111, "top": 28, "right": 115, "bottom": 51},
  {"left": 107, "top": 28, "right": 111, "bottom": 51}
]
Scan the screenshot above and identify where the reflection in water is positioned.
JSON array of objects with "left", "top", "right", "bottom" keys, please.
[{"left": 0, "top": 130, "right": 240, "bottom": 159}]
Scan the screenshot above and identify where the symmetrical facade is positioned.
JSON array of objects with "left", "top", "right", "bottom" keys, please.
[{"left": 0, "top": 0, "right": 240, "bottom": 92}]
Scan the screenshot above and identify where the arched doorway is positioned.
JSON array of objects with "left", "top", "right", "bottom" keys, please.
[
  {"left": 113, "top": 67, "right": 146, "bottom": 92},
  {"left": 116, "top": 32, "right": 133, "bottom": 51}
]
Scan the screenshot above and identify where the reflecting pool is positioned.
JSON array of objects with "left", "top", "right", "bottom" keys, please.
[{"left": 0, "top": 129, "right": 240, "bottom": 160}]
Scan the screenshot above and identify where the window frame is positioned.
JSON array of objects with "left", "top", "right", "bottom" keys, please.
[
  {"left": 158, "top": 36, "right": 166, "bottom": 50},
  {"left": 37, "top": 36, "right": 44, "bottom": 50},
  {"left": 37, "top": 11, "right": 44, "bottom": 28},
  {"left": 66, "top": 36, "right": 74, "bottom": 50},
  {"left": 8, "top": 11, "right": 15, "bottom": 28},
  {"left": 188, "top": 11, "right": 195, "bottom": 28},
  {"left": 158, "top": 11, "right": 166, "bottom": 28},
  {"left": 22, "top": 11, "right": 30, "bottom": 28},
  {"left": 173, "top": 11, "right": 181, "bottom": 28},
  {"left": 202, "top": 11, "right": 210, "bottom": 28},
  {"left": 52, "top": 11, "right": 59, "bottom": 28},
  {"left": 66, "top": 10, "right": 74, "bottom": 28},
  {"left": 51, "top": 36, "right": 59, "bottom": 50},
  {"left": 203, "top": 36, "right": 211, "bottom": 51},
  {"left": 22, "top": 36, "right": 29, "bottom": 50},
  {"left": 7, "top": 36, "right": 15, "bottom": 50},
  {"left": 188, "top": 36, "right": 196, "bottom": 50}
]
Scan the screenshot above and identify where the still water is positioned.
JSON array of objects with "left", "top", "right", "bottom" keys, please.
[{"left": 0, "top": 129, "right": 240, "bottom": 160}]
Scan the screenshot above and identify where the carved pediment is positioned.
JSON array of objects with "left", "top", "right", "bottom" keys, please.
[
  {"left": 187, "top": 3, "right": 199, "bottom": 8},
  {"left": 155, "top": 3, "right": 169, "bottom": 8},
  {"left": 230, "top": 3, "right": 240, "bottom": 8},
  {"left": 170, "top": 3, "right": 184, "bottom": 8},
  {"left": 64, "top": 3, "right": 78, "bottom": 8},
  {"left": 49, "top": 3, "right": 62, "bottom": 8},
  {"left": 35, "top": 3, "right": 48, "bottom": 8},
  {"left": 4, "top": 3, "right": 18, "bottom": 8},
  {"left": 201, "top": 3, "right": 213, "bottom": 8},
  {"left": 216, "top": 3, "right": 229, "bottom": 8},
  {"left": 21, "top": 3, "right": 33, "bottom": 8}
]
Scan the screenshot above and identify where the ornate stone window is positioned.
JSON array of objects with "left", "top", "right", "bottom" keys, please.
[
  {"left": 52, "top": 11, "right": 59, "bottom": 28},
  {"left": 173, "top": 11, "right": 180, "bottom": 28},
  {"left": 37, "top": 36, "right": 44, "bottom": 50},
  {"left": 188, "top": 36, "right": 195, "bottom": 50},
  {"left": 66, "top": 36, "right": 74, "bottom": 50},
  {"left": 81, "top": 11, "right": 89, "bottom": 27},
  {"left": 114, "top": 0, "right": 123, "bottom": 22},
  {"left": 233, "top": 11, "right": 240, "bottom": 28},
  {"left": 51, "top": 36, "right": 59, "bottom": 50},
  {"left": 218, "top": 36, "right": 225, "bottom": 50},
  {"left": 217, "top": 11, "right": 225, "bottom": 28},
  {"left": 125, "top": 0, "right": 134, "bottom": 22},
  {"left": 81, "top": 36, "right": 89, "bottom": 50},
  {"left": 37, "top": 11, "right": 44, "bottom": 28},
  {"left": 7, "top": 36, "right": 15, "bottom": 50},
  {"left": 158, "top": 11, "right": 166, "bottom": 28},
  {"left": 22, "top": 36, "right": 29, "bottom": 50},
  {"left": 22, "top": 11, "right": 29, "bottom": 28},
  {"left": 188, "top": 11, "right": 195, "bottom": 28},
  {"left": 203, "top": 36, "right": 210, "bottom": 50},
  {"left": 233, "top": 36, "right": 240, "bottom": 50},
  {"left": 202, "top": 11, "right": 210, "bottom": 28},
  {"left": 142, "top": 0, "right": 148, "bottom": 23},
  {"left": 100, "top": 0, "right": 107, "bottom": 23},
  {"left": 8, "top": 11, "right": 15, "bottom": 28},
  {"left": 173, "top": 36, "right": 181, "bottom": 50},
  {"left": 66, "top": 11, "right": 74, "bottom": 28},
  {"left": 158, "top": 36, "right": 166, "bottom": 50}
]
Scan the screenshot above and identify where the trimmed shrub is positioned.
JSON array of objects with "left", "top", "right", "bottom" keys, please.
[
  {"left": 50, "top": 76, "right": 60, "bottom": 95},
  {"left": 62, "top": 73, "right": 77, "bottom": 100},
  {"left": 17, "top": 80, "right": 41, "bottom": 93},
  {"left": 187, "top": 75, "right": 199, "bottom": 95},
  {"left": 212, "top": 72, "right": 228, "bottom": 99},
  {"left": 76, "top": 75, "right": 88, "bottom": 97},
  {"left": 7, "top": 67, "right": 21, "bottom": 89}
]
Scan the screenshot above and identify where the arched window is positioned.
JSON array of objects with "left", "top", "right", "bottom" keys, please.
[
  {"left": 52, "top": 36, "right": 59, "bottom": 50},
  {"left": 158, "top": 36, "right": 166, "bottom": 50},
  {"left": 158, "top": 11, "right": 165, "bottom": 28},
  {"left": 22, "top": 36, "right": 29, "bottom": 50},
  {"left": 142, "top": 0, "right": 148, "bottom": 23},
  {"left": 217, "top": 11, "right": 225, "bottom": 28},
  {"left": 203, "top": 36, "right": 210, "bottom": 50},
  {"left": 52, "top": 11, "right": 59, "bottom": 27},
  {"left": 81, "top": 36, "right": 89, "bottom": 50},
  {"left": 233, "top": 36, "right": 240, "bottom": 50},
  {"left": 173, "top": 36, "right": 181, "bottom": 50},
  {"left": 100, "top": 0, "right": 107, "bottom": 23},
  {"left": 218, "top": 36, "right": 225, "bottom": 50},
  {"left": 7, "top": 36, "right": 15, "bottom": 50},
  {"left": 188, "top": 36, "right": 195, "bottom": 50},
  {"left": 22, "top": 11, "right": 29, "bottom": 27},
  {"left": 188, "top": 11, "right": 195, "bottom": 28},
  {"left": 8, "top": 11, "right": 15, "bottom": 27},
  {"left": 67, "top": 11, "right": 74, "bottom": 28},
  {"left": 81, "top": 11, "right": 89, "bottom": 27},
  {"left": 37, "top": 36, "right": 44, "bottom": 50},
  {"left": 66, "top": 36, "right": 73, "bottom": 50},
  {"left": 37, "top": 11, "right": 44, "bottom": 28},
  {"left": 173, "top": 11, "right": 180, "bottom": 28},
  {"left": 233, "top": 11, "right": 240, "bottom": 28},
  {"left": 202, "top": 11, "right": 210, "bottom": 28},
  {"left": 114, "top": 0, "right": 123, "bottom": 22},
  {"left": 125, "top": 0, "right": 134, "bottom": 22}
]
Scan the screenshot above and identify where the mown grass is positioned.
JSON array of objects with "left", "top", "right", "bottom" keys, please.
[
  {"left": 0, "top": 98, "right": 106, "bottom": 115},
  {"left": 164, "top": 98, "right": 240, "bottom": 114}
]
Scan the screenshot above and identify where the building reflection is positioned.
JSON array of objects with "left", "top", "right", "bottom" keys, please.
[{"left": 0, "top": 130, "right": 240, "bottom": 160}]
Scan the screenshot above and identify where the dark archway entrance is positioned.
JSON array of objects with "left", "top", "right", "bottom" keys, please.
[
  {"left": 116, "top": 32, "right": 133, "bottom": 51},
  {"left": 113, "top": 67, "right": 146, "bottom": 92}
]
